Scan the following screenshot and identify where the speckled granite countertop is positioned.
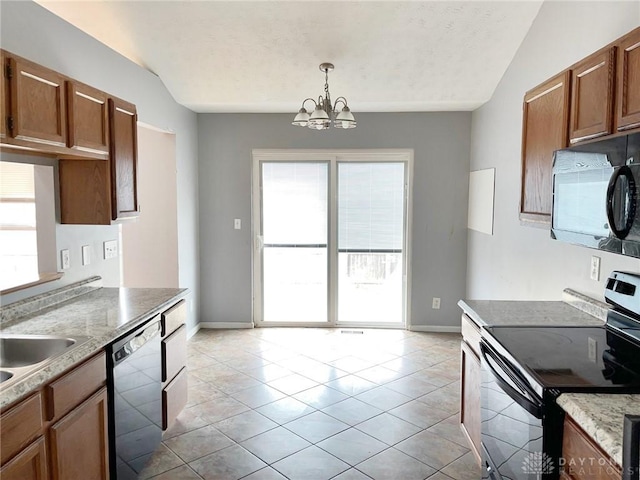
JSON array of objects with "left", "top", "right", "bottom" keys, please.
[
  {"left": 458, "top": 292, "right": 606, "bottom": 328},
  {"left": 0, "top": 282, "right": 187, "bottom": 409},
  {"left": 557, "top": 393, "right": 640, "bottom": 466}
]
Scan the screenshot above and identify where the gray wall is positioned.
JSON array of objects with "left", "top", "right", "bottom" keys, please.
[
  {"left": 198, "top": 113, "right": 471, "bottom": 328},
  {"left": 467, "top": 1, "right": 640, "bottom": 302},
  {"left": 0, "top": 1, "right": 200, "bottom": 332}
]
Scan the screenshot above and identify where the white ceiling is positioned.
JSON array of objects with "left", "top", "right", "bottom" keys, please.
[{"left": 36, "top": 1, "right": 543, "bottom": 113}]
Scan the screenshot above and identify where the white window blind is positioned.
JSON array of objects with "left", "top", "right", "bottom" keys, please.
[
  {"left": 338, "top": 162, "right": 405, "bottom": 252},
  {"left": 262, "top": 162, "right": 328, "bottom": 246}
]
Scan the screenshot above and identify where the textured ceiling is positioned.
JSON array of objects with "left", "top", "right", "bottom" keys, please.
[{"left": 36, "top": 1, "right": 543, "bottom": 113}]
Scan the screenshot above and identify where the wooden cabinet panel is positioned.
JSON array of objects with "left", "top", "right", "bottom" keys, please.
[
  {"left": 1, "top": 53, "right": 7, "bottom": 140},
  {"left": 162, "top": 299, "right": 186, "bottom": 337},
  {"left": 460, "top": 340, "right": 481, "bottom": 465},
  {"left": 0, "top": 437, "right": 48, "bottom": 480},
  {"left": 616, "top": 27, "right": 640, "bottom": 131},
  {"left": 0, "top": 392, "right": 44, "bottom": 464},
  {"left": 49, "top": 387, "right": 109, "bottom": 480},
  {"left": 520, "top": 71, "right": 570, "bottom": 223},
  {"left": 569, "top": 47, "right": 616, "bottom": 143},
  {"left": 59, "top": 159, "right": 111, "bottom": 225},
  {"left": 162, "top": 325, "right": 187, "bottom": 383},
  {"left": 8, "top": 56, "right": 66, "bottom": 146},
  {"left": 67, "top": 80, "right": 109, "bottom": 154},
  {"left": 562, "top": 416, "right": 621, "bottom": 480},
  {"left": 163, "top": 367, "right": 187, "bottom": 430},
  {"left": 461, "top": 314, "right": 481, "bottom": 357},
  {"left": 45, "top": 352, "right": 106, "bottom": 421},
  {"left": 109, "top": 97, "right": 138, "bottom": 221}
]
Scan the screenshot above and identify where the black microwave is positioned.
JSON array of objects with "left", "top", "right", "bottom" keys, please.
[{"left": 551, "top": 133, "right": 640, "bottom": 258}]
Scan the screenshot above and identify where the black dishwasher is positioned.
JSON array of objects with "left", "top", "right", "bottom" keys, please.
[{"left": 107, "top": 319, "right": 162, "bottom": 479}]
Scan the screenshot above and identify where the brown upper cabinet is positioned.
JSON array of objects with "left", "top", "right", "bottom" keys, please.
[
  {"left": 66, "top": 80, "right": 109, "bottom": 155},
  {"left": 59, "top": 97, "right": 139, "bottom": 224},
  {"left": 7, "top": 55, "right": 67, "bottom": 148},
  {"left": 109, "top": 97, "right": 139, "bottom": 221},
  {"left": 520, "top": 27, "right": 640, "bottom": 226},
  {"left": 616, "top": 28, "right": 640, "bottom": 131},
  {"left": 520, "top": 72, "right": 570, "bottom": 223},
  {"left": 569, "top": 46, "right": 616, "bottom": 144}
]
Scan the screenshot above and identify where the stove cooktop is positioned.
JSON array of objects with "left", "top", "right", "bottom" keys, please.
[{"left": 484, "top": 325, "right": 640, "bottom": 392}]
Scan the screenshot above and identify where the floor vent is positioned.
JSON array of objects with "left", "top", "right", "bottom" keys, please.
[{"left": 341, "top": 330, "right": 364, "bottom": 334}]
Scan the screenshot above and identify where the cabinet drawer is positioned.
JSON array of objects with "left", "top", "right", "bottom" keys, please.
[
  {"left": 0, "top": 436, "right": 48, "bottom": 480},
  {"left": 162, "top": 367, "right": 187, "bottom": 430},
  {"left": 0, "top": 392, "right": 44, "bottom": 465},
  {"left": 161, "top": 299, "right": 186, "bottom": 337},
  {"left": 45, "top": 352, "right": 106, "bottom": 421},
  {"left": 162, "top": 325, "right": 187, "bottom": 383},
  {"left": 461, "top": 314, "right": 482, "bottom": 357}
]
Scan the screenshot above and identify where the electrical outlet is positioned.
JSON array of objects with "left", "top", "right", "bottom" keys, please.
[
  {"left": 82, "top": 245, "right": 91, "bottom": 266},
  {"left": 588, "top": 337, "right": 597, "bottom": 363},
  {"left": 590, "top": 256, "right": 601, "bottom": 281},
  {"left": 432, "top": 297, "right": 441, "bottom": 309},
  {"left": 234, "top": 219, "right": 242, "bottom": 230},
  {"left": 103, "top": 240, "right": 118, "bottom": 260},
  {"left": 61, "top": 249, "right": 70, "bottom": 269}
]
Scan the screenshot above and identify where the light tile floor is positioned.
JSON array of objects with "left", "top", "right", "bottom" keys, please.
[{"left": 142, "top": 328, "right": 481, "bottom": 480}]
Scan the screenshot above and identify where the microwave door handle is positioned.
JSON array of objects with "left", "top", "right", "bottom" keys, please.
[
  {"left": 606, "top": 166, "right": 637, "bottom": 239},
  {"left": 481, "top": 345, "right": 543, "bottom": 419}
]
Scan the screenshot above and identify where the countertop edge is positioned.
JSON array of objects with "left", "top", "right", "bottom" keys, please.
[
  {"left": 0, "top": 288, "right": 189, "bottom": 411},
  {"left": 556, "top": 393, "right": 639, "bottom": 467}
]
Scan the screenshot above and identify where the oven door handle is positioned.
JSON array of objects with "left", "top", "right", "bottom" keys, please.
[{"left": 481, "top": 343, "right": 543, "bottom": 419}]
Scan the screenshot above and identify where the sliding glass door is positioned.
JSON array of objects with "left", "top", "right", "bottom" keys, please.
[{"left": 253, "top": 151, "right": 411, "bottom": 328}]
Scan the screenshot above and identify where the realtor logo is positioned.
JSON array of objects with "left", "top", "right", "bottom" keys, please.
[{"left": 522, "top": 452, "right": 555, "bottom": 475}]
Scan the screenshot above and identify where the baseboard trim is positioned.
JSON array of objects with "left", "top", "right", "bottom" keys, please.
[
  {"left": 410, "top": 325, "right": 461, "bottom": 333},
  {"left": 187, "top": 324, "right": 201, "bottom": 339},
  {"left": 199, "top": 322, "right": 255, "bottom": 329}
]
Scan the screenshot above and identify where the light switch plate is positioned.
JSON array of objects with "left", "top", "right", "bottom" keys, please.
[
  {"left": 104, "top": 240, "right": 118, "bottom": 259},
  {"left": 590, "top": 256, "right": 601, "bottom": 281},
  {"left": 82, "top": 245, "right": 91, "bottom": 266},
  {"left": 234, "top": 219, "right": 242, "bottom": 230},
  {"left": 61, "top": 249, "right": 70, "bottom": 269},
  {"left": 432, "top": 297, "right": 441, "bottom": 309}
]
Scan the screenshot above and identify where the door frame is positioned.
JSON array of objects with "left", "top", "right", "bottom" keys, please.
[{"left": 251, "top": 149, "right": 414, "bottom": 329}]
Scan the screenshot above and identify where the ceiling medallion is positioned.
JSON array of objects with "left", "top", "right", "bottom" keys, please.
[{"left": 292, "top": 63, "right": 356, "bottom": 130}]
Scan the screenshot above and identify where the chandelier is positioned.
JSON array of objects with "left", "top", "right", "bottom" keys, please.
[{"left": 292, "top": 63, "right": 356, "bottom": 130}]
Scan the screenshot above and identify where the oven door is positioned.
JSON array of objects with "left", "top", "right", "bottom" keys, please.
[{"left": 481, "top": 341, "right": 551, "bottom": 480}]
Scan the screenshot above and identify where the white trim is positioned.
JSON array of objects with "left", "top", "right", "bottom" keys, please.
[
  {"left": 199, "top": 322, "right": 255, "bottom": 329},
  {"left": 137, "top": 121, "right": 175, "bottom": 134},
  {"left": 187, "top": 323, "right": 202, "bottom": 339},
  {"left": 410, "top": 325, "right": 461, "bottom": 333}
]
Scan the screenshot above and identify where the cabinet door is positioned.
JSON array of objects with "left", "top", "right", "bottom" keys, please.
[
  {"left": 8, "top": 56, "right": 66, "bottom": 146},
  {"left": 49, "top": 387, "right": 109, "bottom": 480},
  {"left": 109, "top": 97, "right": 138, "bottom": 221},
  {"left": 520, "top": 71, "right": 570, "bottom": 224},
  {"left": 562, "top": 416, "right": 621, "bottom": 479},
  {"left": 1, "top": 53, "right": 7, "bottom": 140},
  {"left": 0, "top": 437, "right": 48, "bottom": 480},
  {"left": 162, "top": 367, "right": 187, "bottom": 430},
  {"left": 616, "top": 27, "right": 640, "bottom": 131},
  {"left": 569, "top": 47, "right": 616, "bottom": 143},
  {"left": 67, "top": 81, "right": 109, "bottom": 154},
  {"left": 460, "top": 340, "right": 481, "bottom": 465}
]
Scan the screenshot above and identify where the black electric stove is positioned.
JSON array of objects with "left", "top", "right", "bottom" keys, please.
[{"left": 480, "top": 271, "right": 640, "bottom": 480}]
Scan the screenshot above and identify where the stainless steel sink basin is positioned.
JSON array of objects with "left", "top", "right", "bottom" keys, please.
[
  {"left": 0, "top": 370, "right": 13, "bottom": 383},
  {"left": 0, "top": 334, "right": 90, "bottom": 389},
  {"left": 0, "top": 335, "right": 77, "bottom": 368}
]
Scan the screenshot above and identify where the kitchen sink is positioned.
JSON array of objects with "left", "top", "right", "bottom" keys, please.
[
  {"left": 0, "top": 335, "right": 77, "bottom": 368},
  {"left": 0, "top": 370, "right": 13, "bottom": 384},
  {"left": 0, "top": 334, "right": 90, "bottom": 388}
]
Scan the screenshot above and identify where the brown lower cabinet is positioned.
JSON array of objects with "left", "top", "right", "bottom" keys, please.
[
  {"left": 0, "top": 352, "right": 109, "bottom": 480},
  {"left": 460, "top": 314, "right": 482, "bottom": 465},
  {"left": 161, "top": 300, "right": 188, "bottom": 432},
  {"left": 561, "top": 416, "right": 621, "bottom": 480}
]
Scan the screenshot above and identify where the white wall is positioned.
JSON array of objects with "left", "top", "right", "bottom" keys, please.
[
  {"left": 198, "top": 113, "right": 471, "bottom": 328},
  {"left": 467, "top": 1, "right": 640, "bottom": 302},
  {"left": 0, "top": 1, "right": 200, "bottom": 332}
]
